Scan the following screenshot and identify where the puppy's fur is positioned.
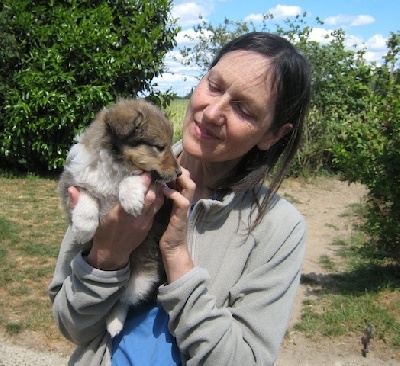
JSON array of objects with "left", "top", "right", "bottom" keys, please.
[{"left": 58, "top": 98, "right": 181, "bottom": 337}]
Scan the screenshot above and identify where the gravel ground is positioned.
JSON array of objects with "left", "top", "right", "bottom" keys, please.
[{"left": 0, "top": 341, "right": 69, "bottom": 366}]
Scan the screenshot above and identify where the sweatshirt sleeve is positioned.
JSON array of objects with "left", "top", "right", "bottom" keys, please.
[
  {"left": 158, "top": 205, "right": 306, "bottom": 366},
  {"left": 48, "top": 226, "right": 131, "bottom": 345}
]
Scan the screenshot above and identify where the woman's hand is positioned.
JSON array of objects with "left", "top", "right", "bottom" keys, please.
[
  {"left": 68, "top": 173, "right": 165, "bottom": 271},
  {"left": 160, "top": 168, "right": 196, "bottom": 283}
]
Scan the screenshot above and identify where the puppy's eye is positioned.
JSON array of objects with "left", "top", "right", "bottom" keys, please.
[{"left": 152, "top": 144, "right": 165, "bottom": 153}]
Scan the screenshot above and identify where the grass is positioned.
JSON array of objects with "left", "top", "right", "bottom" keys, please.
[
  {"left": 0, "top": 174, "right": 67, "bottom": 346},
  {"left": 295, "top": 204, "right": 400, "bottom": 351},
  {"left": 319, "top": 254, "right": 338, "bottom": 271},
  {"left": 164, "top": 98, "right": 188, "bottom": 142}
]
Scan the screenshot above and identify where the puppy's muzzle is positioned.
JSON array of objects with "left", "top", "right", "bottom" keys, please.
[{"left": 151, "top": 168, "right": 182, "bottom": 183}]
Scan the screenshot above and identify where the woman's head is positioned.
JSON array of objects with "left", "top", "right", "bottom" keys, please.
[
  {"left": 208, "top": 32, "right": 311, "bottom": 191},
  {"left": 182, "top": 49, "right": 285, "bottom": 168},
  {"left": 181, "top": 32, "right": 311, "bottom": 223}
]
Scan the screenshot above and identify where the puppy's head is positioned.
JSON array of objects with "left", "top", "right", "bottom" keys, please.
[{"left": 103, "top": 99, "right": 181, "bottom": 182}]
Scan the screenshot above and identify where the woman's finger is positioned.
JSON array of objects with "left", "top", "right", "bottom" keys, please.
[{"left": 67, "top": 186, "right": 80, "bottom": 209}]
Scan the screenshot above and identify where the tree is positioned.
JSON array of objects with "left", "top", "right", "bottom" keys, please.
[
  {"left": 0, "top": 0, "right": 179, "bottom": 172},
  {"left": 176, "top": 15, "right": 400, "bottom": 261},
  {"left": 176, "top": 13, "right": 374, "bottom": 174},
  {"left": 178, "top": 16, "right": 257, "bottom": 77},
  {"left": 331, "top": 32, "right": 400, "bottom": 261},
  {"left": 0, "top": 6, "right": 19, "bottom": 111}
]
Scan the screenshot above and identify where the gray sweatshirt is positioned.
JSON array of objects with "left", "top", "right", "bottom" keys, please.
[{"left": 49, "top": 146, "right": 306, "bottom": 366}]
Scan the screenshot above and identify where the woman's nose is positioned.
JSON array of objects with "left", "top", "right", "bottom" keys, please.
[{"left": 203, "top": 97, "right": 227, "bottom": 125}]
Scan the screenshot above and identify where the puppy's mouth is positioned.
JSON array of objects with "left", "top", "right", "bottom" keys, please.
[{"left": 151, "top": 170, "right": 181, "bottom": 183}]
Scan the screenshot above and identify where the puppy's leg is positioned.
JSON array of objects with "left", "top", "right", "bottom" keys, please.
[
  {"left": 71, "top": 191, "right": 100, "bottom": 243},
  {"left": 106, "top": 301, "right": 129, "bottom": 338},
  {"left": 122, "top": 270, "right": 160, "bottom": 306},
  {"left": 119, "top": 175, "right": 146, "bottom": 216}
]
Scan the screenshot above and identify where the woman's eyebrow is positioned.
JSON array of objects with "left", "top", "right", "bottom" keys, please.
[{"left": 209, "top": 68, "right": 266, "bottom": 115}]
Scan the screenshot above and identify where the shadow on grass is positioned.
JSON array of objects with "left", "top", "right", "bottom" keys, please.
[{"left": 301, "top": 260, "right": 400, "bottom": 296}]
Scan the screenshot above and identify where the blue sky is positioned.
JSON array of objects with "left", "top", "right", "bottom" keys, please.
[{"left": 153, "top": 0, "right": 400, "bottom": 96}]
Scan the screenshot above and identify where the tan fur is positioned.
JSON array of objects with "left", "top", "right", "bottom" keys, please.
[{"left": 80, "top": 98, "right": 180, "bottom": 181}]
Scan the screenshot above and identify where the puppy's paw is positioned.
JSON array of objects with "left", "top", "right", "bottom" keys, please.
[
  {"left": 71, "top": 192, "right": 99, "bottom": 243},
  {"left": 72, "top": 221, "right": 97, "bottom": 244},
  {"left": 106, "top": 302, "right": 129, "bottom": 338},
  {"left": 119, "top": 175, "right": 146, "bottom": 216},
  {"left": 106, "top": 318, "right": 124, "bottom": 338}
]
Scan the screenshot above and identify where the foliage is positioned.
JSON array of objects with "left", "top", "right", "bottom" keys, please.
[
  {"left": 0, "top": 0, "right": 179, "bottom": 172},
  {"left": 178, "top": 16, "right": 257, "bottom": 76},
  {"left": 0, "top": 6, "right": 19, "bottom": 109},
  {"left": 331, "top": 32, "right": 400, "bottom": 261},
  {"left": 176, "top": 13, "right": 375, "bottom": 176},
  {"left": 176, "top": 16, "right": 399, "bottom": 261}
]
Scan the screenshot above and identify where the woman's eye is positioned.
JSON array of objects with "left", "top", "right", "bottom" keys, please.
[
  {"left": 235, "top": 102, "right": 252, "bottom": 119},
  {"left": 208, "top": 80, "right": 221, "bottom": 93}
]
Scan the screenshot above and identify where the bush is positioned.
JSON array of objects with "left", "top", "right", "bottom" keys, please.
[
  {"left": 0, "top": 0, "right": 178, "bottom": 172},
  {"left": 331, "top": 34, "right": 400, "bottom": 261}
]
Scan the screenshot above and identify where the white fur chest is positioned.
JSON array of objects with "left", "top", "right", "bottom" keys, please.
[{"left": 66, "top": 142, "right": 140, "bottom": 198}]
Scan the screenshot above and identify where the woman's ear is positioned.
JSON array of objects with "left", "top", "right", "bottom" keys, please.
[{"left": 257, "top": 123, "right": 293, "bottom": 151}]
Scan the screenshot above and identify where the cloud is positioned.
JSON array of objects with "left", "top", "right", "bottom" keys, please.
[
  {"left": 172, "top": 2, "right": 208, "bottom": 27},
  {"left": 361, "top": 35, "right": 388, "bottom": 63},
  {"left": 152, "top": 31, "right": 207, "bottom": 95},
  {"left": 244, "top": 4, "right": 301, "bottom": 23},
  {"left": 176, "top": 28, "right": 203, "bottom": 46},
  {"left": 152, "top": 71, "right": 199, "bottom": 95},
  {"left": 344, "top": 34, "right": 365, "bottom": 49},
  {"left": 363, "top": 50, "right": 387, "bottom": 63},
  {"left": 351, "top": 15, "right": 375, "bottom": 26},
  {"left": 308, "top": 27, "right": 332, "bottom": 44},
  {"left": 365, "top": 34, "right": 387, "bottom": 50},
  {"left": 244, "top": 13, "right": 264, "bottom": 23},
  {"left": 269, "top": 5, "right": 302, "bottom": 19},
  {"left": 172, "top": 0, "right": 226, "bottom": 27},
  {"left": 305, "top": 27, "right": 387, "bottom": 64},
  {"left": 324, "top": 14, "right": 375, "bottom": 27}
]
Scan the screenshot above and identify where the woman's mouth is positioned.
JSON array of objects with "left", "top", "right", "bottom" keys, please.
[{"left": 194, "top": 122, "right": 221, "bottom": 140}]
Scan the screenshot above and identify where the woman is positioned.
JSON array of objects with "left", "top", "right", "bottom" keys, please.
[{"left": 49, "top": 32, "right": 311, "bottom": 365}]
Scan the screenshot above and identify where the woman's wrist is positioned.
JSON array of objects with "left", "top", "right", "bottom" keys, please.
[
  {"left": 86, "top": 247, "right": 130, "bottom": 271},
  {"left": 162, "top": 246, "right": 194, "bottom": 283}
]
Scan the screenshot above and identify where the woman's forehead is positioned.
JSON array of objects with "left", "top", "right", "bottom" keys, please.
[
  {"left": 212, "top": 51, "right": 271, "bottom": 88},
  {"left": 211, "top": 51, "right": 274, "bottom": 114}
]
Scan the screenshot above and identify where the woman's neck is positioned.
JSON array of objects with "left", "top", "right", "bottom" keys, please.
[{"left": 178, "top": 151, "right": 238, "bottom": 202}]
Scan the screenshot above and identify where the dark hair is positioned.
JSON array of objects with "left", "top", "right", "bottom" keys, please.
[{"left": 211, "top": 32, "right": 311, "bottom": 228}]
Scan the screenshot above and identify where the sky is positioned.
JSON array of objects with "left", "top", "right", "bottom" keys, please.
[{"left": 153, "top": 0, "right": 400, "bottom": 96}]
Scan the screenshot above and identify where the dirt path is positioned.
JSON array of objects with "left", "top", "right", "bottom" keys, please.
[
  {"left": 1, "top": 177, "right": 399, "bottom": 365},
  {"left": 276, "top": 177, "right": 399, "bottom": 365}
]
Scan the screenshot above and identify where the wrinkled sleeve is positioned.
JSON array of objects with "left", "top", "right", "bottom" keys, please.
[
  {"left": 48, "top": 226, "right": 130, "bottom": 345},
  {"left": 158, "top": 212, "right": 306, "bottom": 366}
]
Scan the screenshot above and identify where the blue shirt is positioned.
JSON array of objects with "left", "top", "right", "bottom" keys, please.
[{"left": 111, "top": 302, "right": 181, "bottom": 366}]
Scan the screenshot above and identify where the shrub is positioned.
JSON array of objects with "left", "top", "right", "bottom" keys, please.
[{"left": 0, "top": 0, "right": 178, "bottom": 172}]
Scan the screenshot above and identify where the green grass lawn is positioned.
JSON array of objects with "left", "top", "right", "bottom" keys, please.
[
  {"left": 164, "top": 98, "right": 188, "bottom": 142},
  {"left": 0, "top": 174, "right": 67, "bottom": 347}
]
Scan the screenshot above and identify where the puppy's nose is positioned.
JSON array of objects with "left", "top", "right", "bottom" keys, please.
[{"left": 176, "top": 169, "right": 182, "bottom": 177}]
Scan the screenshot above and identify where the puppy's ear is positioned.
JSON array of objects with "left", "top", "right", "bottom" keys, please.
[{"left": 104, "top": 109, "right": 144, "bottom": 141}]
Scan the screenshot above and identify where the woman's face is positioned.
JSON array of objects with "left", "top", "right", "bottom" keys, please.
[{"left": 182, "top": 50, "right": 290, "bottom": 164}]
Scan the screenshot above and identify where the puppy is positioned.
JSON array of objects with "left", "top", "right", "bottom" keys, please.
[{"left": 58, "top": 98, "right": 181, "bottom": 337}]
